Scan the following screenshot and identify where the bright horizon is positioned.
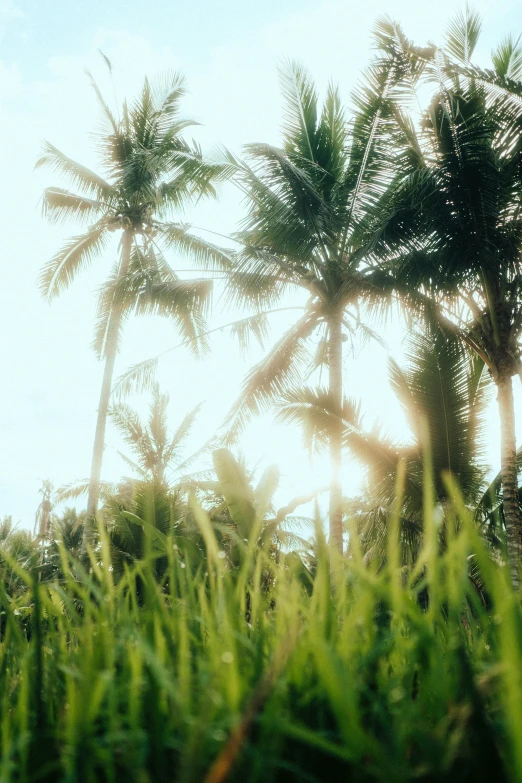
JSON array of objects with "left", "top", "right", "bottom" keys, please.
[{"left": 1, "top": 0, "right": 522, "bottom": 528}]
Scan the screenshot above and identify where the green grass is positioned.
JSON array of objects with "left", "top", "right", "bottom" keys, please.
[{"left": 0, "top": 482, "right": 521, "bottom": 783}]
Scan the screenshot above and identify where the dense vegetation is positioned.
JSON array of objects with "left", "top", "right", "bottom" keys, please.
[
  {"left": 2, "top": 7, "right": 522, "bottom": 782},
  {"left": 2, "top": 479, "right": 522, "bottom": 782}
]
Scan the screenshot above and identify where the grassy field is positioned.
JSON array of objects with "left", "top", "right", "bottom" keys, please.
[{"left": 0, "top": 479, "right": 521, "bottom": 783}]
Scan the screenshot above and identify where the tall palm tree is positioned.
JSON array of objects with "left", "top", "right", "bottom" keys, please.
[
  {"left": 222, "top": 33, "right": 420, "bottom": 552},
  {"left": 38, "top": 71, "right": 230, "bottom": 538},
  {"left": 371, "top": 10, "right": 522, "bottom": 585}
]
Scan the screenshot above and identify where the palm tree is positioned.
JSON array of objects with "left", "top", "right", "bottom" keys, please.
[
  {"left": 34, "top": 480, "right": 54, "bottom": 540},
  {"left": 56, "top": 386, "right": 204, "bottom": 518},
  {"left": 109, "top": 385, "right": 203, "bottom": 489},
  {"left": 38, "top": 70, "right": 230, "bottom": 541},
  {"left": 36, "top": 508, "right": 86, "bottom": 583},
  {"left": 222, "top": 33, "right": 420, "bottom": 552},
  {"left": 105, "top": 482, "right": 203, "bottom": 594},
  {"left": 206, "top": 448, "right": 317, "bottom": 565},
  {"left": 58, "top": 391, "right": 208, "bottom": 589},
  {"left": 371, "top": 10, "right": 522, "bottom": 585},
  {"left": 0, "top": 518, "right": 37, "bottom": 598},
  {"left": 52, "top": 509, "right": 85, "bottom": 560}
]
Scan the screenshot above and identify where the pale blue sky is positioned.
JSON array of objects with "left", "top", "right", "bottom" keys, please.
[{"left": 1, "top": 0, "right": 522, "bottom": 527}]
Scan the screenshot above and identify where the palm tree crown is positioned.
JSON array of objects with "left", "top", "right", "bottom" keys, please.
[
  {"left": 109, "top": 386, "right": 202, "bottom": 489},
  {"left": 38, "top": 70, "right": 230, "bottom": 345}
]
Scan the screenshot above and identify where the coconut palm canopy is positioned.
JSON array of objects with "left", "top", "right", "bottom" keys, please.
[
  {"left": 216, "top": 28, "right": 426, "bottom": 550},
  {"left": 38, "top": 71, "right": 231, "bottom": 327}
]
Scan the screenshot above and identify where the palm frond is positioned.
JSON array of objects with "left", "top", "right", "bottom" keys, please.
[
  {"left": 41, "top": 188, "right": 109, "bottom": 225},
  {"left": 55, "top": 478, "right": 120, "bottom": 502},
  {"left": 109, "top": 402, "right": 147, "bottom": 451},
  {"left": 343, "top": 34, "right": 413, "bottom": 244},
  {"left": 151, "top": 70, "right": 187, "bottom": 124},
  {"left": 222, "top": 310, "right": 320, "bottom": 442},
  {"left": 156, "top": 222, "right": 233, "bottom": 271},
  {"left": 87, "top": 70, "right": 120, "bottom": 136},
  {"left": 155, "top": 146, "right": 233, "bottom": 214},
  {"left": 445, "top": 6, "right": 482, "bottom": 65},
  {"left": 391, "top": 329, "right": 487, "bottom": 501},
  {"left": 112, "top": 355, "right": 159, "bottom": 399},
  {"left": 492, "top": 34, "right": 522, "bottom": 80},
  {"left": 229, "top": 311, "right": 270, "bottom": 357},
  {"left": 40, "top": 222, "right": 109, "bottom": 300},
  {"left": 109, "top": 388, "right": 204, "bottom": 488},
  {"left": 275, "top": 385, "right": 362, "bottom": 453},
  {"left": 277, "top": 384, "right": 416, "bottom": 513},
  {"left": 279, "top": 60, "right": 319, "bottom": 162},
  {"left": 316, "top": 82, "right": 347, "bottom": 181},
  {"left": 275, "top": 529, "right": 312, "bottom": 551},
  {"left": 166, "top": 403, "right": 203, "bottom": 465},
  {"left": 133, "top": 278, "right": 212, "bottom": 357},
  {"left": 36, "top": 141, "right": 115, "bottom": 201},
  {"left": 93, "top": 247, "right": 212, "bottom": 359},
  {"left": 243, "top": 142, "right": 332, "bottom": 258},
  {"left": 225, "top": 249, "right": 298, "bottom": 310}
]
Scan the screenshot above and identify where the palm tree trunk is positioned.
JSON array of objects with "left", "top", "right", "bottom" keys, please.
[
  {"left": 329, "top": 313, "right": 343, "bottom": 554},
  {"left": 85, "top": 229, "right": 133, "bottom": 545},
  {"left": 497, "top": 372, "right": 521, "bottom": 590}
]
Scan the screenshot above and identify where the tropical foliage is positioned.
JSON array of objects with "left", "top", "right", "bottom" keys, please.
[
  {"left": 276, "top": 329, "right": 494, "bottom": 566},
  {"left": 2, "top": 7, "right": 522, "bottom": 783},
  {"left": 1, "top": 481, "right": 522, "bottom": 782},
  {"left": 367, "top": 9, "right": 522, "bottom": 584}
]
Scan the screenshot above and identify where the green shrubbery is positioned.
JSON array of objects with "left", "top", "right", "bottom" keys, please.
[{"left": 0, "top": 476, "right": 521, "bottom": 783}]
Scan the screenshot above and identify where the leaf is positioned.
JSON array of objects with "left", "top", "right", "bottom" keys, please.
[
  {"left": 121, "top": 512, "right": 169, "bottom": 554},
  {"left": 93, "top": 247, "right": 212, "bottom": 359},
  {"left": 98, "top": 49, "right": 113, "bottom": 74},
  {"left": 445, "top": 6, "right": 482, "bottom": 65},
  {"left": 211, "top": 449, "right": 256, "bottom": 540},
  {"left": 279, "top": 60, "right": 319, "bottom": 162},
  {"left": 36, "top": 141, "right": 115, "bottom": 201},
  {"left": 112, "top": 356, "right": 160, "bottom": 399},
  {"left": 223, "top": 309, "right": 319, "bottom": 442},
  {"left": 253, "top": 464, "right": 280, "bottom": 521},
  {"left": 229, "top": 312, "right": 270, "bottom": 357},
  {"left": 275, "top": 385, "right": 362, "bottom": 453},
  {"left": 492, "top": 34, "right": 522, "bottom": 80},
  {"left": 41, "top": 188, "right": 108, "bottom": 225},
  {"left": 156, "top": 222, "right": 233, "bottom": 271},
  {"left": 39, "top": 222, "right": 110, "bottom": 300}
]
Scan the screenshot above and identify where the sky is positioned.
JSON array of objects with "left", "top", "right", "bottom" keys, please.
[{"left": 1, "top": 0, "right": 522, "bottom": 528}]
